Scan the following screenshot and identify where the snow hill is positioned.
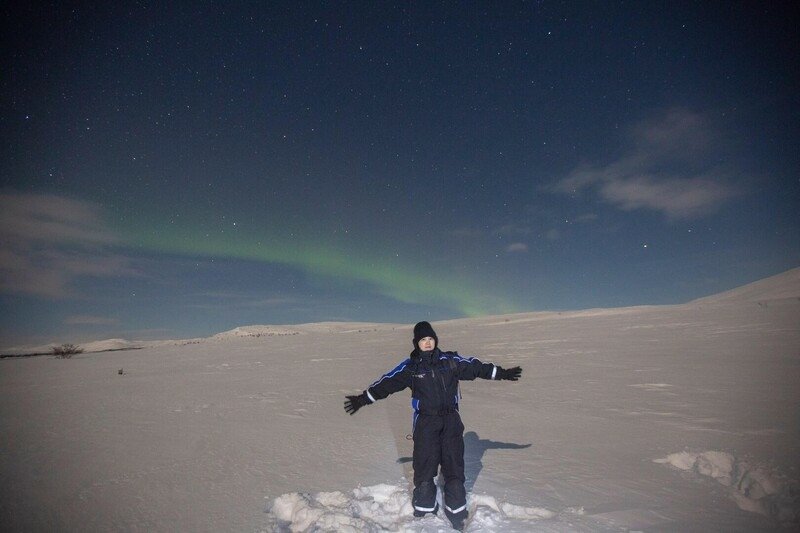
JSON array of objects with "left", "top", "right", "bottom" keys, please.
[
  {"left": 1, "top": 337, "right": 145, "bottom": 357},
  {"left": 1, "top": 267, "right": 798, "bottom": 531},
  {"left": 690, "top": 266, "right": 800, "bottom": 304}
]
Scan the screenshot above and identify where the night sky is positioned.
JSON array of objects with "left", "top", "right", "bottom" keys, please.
[{"left": 2, "top": 2, "right": 798, "bottom": 346}]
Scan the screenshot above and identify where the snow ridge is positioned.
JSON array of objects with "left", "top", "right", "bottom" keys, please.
[
  {"left": 690, "top": 267, "right": 800, "bottom": 304},
  {"left": 655, "top": 450, "right": 799, "bottom": 525},
  {"left": 266, "top": 482, "right": 558, "bottom": 532}
]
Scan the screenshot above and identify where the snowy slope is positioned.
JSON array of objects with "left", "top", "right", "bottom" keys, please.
[
  {"left": 690, "top": 266, "right": 800, "bottom": 304},
  {"left": 0, "top": 338, "right": 145, "bottom": 357},
  {"left": 1, "top": 269, "right": 799, "bottom": 531}
]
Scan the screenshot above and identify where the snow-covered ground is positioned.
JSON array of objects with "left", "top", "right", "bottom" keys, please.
[{"left": 1, "top": 268, "right": 798, "bottom": 531}]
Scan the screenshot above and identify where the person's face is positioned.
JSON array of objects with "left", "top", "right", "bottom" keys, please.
[{"left": 417, "top": 336, "right": 435, "bottom": 351}]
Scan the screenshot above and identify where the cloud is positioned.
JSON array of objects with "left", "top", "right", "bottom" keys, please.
[
  {"left": 506, "top": 242, "right": 528, "bottom": 253},
  {"left": 545, "top": 229, "right": 561, "bottom": 241},
  {"left": 64, "top": 315, "right": 120, "bottom": 326},
  {"left": 242, "top": 297, "right": 300, "bottom": 308},
  {"left": 552, "top": 109, "right": 740, "bottom": 219},
  {"left": 187, "top": 293, "right": 301, "bottom": 309},
  {"left": 597, "top": 172, "right": 735, "bottom": 218},
  {"left": 0, "top": 192, "right": 139, "bottom": 298},
  {"left": 573, "top": 213, "right": 598, "bottom": 223},
  {"left": 0, "top": 193, "right": 117, "bottom": 245},
  {"left": 494, "top": 224, "right": 533, "bottom": 236},
  {"left": 445, "top": 227, "right": 487, "bottom": 239}
]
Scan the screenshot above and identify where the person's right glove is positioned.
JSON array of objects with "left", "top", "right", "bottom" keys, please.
[
  {"left": 496, "top": 366, "right": 522, "bottom": 381},
  {"left": 344, "top": 392, "right": 372, "bottom": 415}
]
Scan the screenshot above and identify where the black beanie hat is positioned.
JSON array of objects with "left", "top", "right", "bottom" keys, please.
[{"left": 413, "top": 321, "right": 438, "bottom": 349}]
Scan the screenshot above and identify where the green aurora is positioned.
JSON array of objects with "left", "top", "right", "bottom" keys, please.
[{"left": 119, "top": 220, "right": 521, "bottom": 318}]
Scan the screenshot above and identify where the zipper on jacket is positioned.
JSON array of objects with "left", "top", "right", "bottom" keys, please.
[
  {"left": 439, "top": 365, "right": 448, "bottom": 406},
  {"left": 433, "top": 366, "right": 445, "bottom": 408}
]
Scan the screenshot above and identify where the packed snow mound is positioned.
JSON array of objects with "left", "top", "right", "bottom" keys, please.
[
  {"left": 266, "top": 482, "right": 559, "bottom": 532},
  {"left": 655, "top": 451, "right": 799, "bottom": 525},
  {"left": 691, "top": 267, "right": 800, "bottom": 304}
]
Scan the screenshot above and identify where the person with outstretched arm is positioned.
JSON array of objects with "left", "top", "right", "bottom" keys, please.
[{"left": 344, "top": 321, "right": 522, "bottom": 531}]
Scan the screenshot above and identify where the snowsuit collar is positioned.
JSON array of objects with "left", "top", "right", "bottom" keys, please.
[{"left": 411, "top": 347, "right": 440, "bottom": 366}]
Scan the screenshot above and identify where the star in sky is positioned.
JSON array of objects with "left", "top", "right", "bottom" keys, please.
[{"left": 0, "top": 2, "right": 797, "bottom": 345}]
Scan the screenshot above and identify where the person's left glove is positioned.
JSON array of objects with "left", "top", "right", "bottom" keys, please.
[
  {"left": 496, "top": 366, "right": 522, "bottom": 381},
  {"left": 344, "top": 392, "right": 372, "bottom": 415}
]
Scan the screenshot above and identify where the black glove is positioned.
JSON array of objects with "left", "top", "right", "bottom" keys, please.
[
  {"left": 344, "top": 392, "right": 371, "bottom": 415},
  {"left": 496, "top": 366, "right": 522, "bottom": 381}
]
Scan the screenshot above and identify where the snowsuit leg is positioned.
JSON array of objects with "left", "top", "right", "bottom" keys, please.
[
  {"left": 441, "top": 412, "right": 468, "bottom": 525},
  {"left": 412, "top": 414, "right": 442, "bottom": 515}
]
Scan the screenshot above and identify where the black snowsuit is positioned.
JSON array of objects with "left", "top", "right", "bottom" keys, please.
[{"left": 365, "top": 347, "right": 499, "bottom": 523}]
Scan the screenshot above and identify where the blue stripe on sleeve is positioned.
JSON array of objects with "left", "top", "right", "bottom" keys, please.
[
  {"left": 453, "top": 354, "right": 484, "bottom": 364},
  {"left": 369, "top": 358, "right": 410, "bottom": 389}
]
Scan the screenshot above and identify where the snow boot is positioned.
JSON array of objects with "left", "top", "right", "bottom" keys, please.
[
  {"left": 449, "top": 512, "right": 466, "bottom": 531},
  {"left": 413, "top": 502, "right": 438, "bottom": 517},
  {"left": 412, "top": 480, "right": 438, "bottom": 517}
]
